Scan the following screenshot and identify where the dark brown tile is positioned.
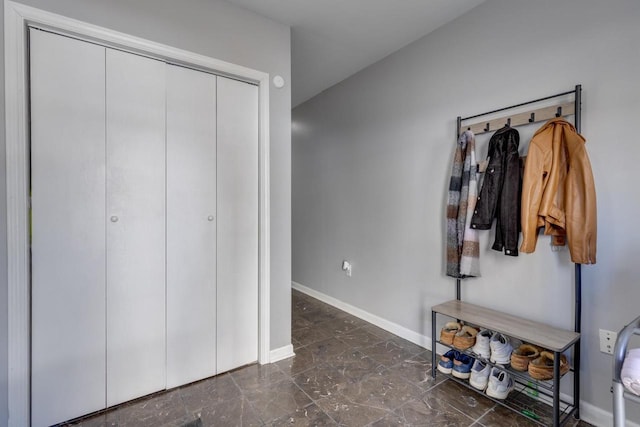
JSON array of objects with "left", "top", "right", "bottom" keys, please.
[
  {"left": 293, "top": 364, "right": 347, "bottom": 400},
  {"left": 269, "top": 403, "right": 336, "bottom": 426},
  {"left": 475, "top": 405, "right": 540, "bottom": 426},
  {"left": 292, "top": 326, "right": 332, "bottom": 347},
  {"left": 475, "top": 401, "right": 591, "bottom": 427},
  {"left": 360, "top": 324, "right": 400, "bottom": 341},
  {"left": 112, "top": 389, "right": 188, "bottom": 427},
  {"left": 388, "top": 337, "right": 427, "bottom": 356},
  {"left": 292, "top": 313, "right": 314, "bottom": 331},
  {"left": 331, "top": 349, "right": 381, "bottom": 383},
  {"left": 291, "top": 337, "right": 303, "bottom": 349},
  {"left": 231, "top": 363, "right": 289, "bottom": 393},
  {"left": 297, "top": 302, "right": 342, "bottom": 325},
  {"left": 315, "top": 393, "right": 388, "bottom": 426},
  {"left": 370, "top": 397, "right": 475, "bottom": 426},
  {"left": 361, "top": 339, "right": 418, "bottom": 368},
  {"left": 63, "top": 412, "right": 118, "bottom": 427},
  {"left": 179, "top": 373, "right": 242, "bottom": 412},
  {"left": 305, "top": 337, "right": 352, "bottom": 365},
  {"left": 320, "top": 316, "right": 367, "bottom": 335},
  {"left": 195, "top": 396, "right": 263, "bottom": 426},
  {"left": 340, "top": 368, "right": 425, "bottom": 412},
  {"left": 161, "top": 415, "right": 202, "bottom": 427},
  {"left": 385, "top": 352, "right": 445, "bottom": 391},
  {"left": 293, "top": 299, "right": 321, "bottom": 314},
  {"left": 275, "top": 345, "right": 319, "bottom": 377},
  {"left": 243, "top": 379, "right": 313, "bottom": 424},
  {"left": 174, "top": 418, "right": 204, "bottom": 427},
  {"left": 335, "top": 326, "right": 384, "bottom": 349},
  {"left": 68, "top": 289, "right": 581, "bottom": 426},
  {"left": 427, "top": 380, "right": 495, "bottom": 420},
  {"left": 292, "top": 290, "right": 312, "bottom": 303},
  {"left": 292, "top": 290, "right": 315, "bottom": 307},
  {"left": 302, "top": 311, "right": 341, "bottom": 325},
  {"left": 314, "top": 300, "right": 342, "bottom": 314}
]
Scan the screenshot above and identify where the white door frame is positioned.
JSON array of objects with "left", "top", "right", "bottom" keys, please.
[{"left": 4, "top": 2, "right": 271, "bottom": 425}]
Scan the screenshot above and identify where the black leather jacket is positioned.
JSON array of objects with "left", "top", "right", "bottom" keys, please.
[{"left": 470, "top": 126, "right": 522, "bottom": 256}]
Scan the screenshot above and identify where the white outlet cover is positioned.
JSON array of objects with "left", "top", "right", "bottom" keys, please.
[{"left": 599, "top": 329, "right": 618, "bottom": 355}]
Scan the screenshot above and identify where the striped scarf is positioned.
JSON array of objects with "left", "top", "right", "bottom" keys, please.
[{"left": 446, "top": 130, "right": 480, "bottom": 278}]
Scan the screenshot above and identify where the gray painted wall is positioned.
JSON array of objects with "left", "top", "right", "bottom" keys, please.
[
  {"left": 0, "top": 2, "right": 7, "bottom": 423},
  {"left": 293, "top": 0, "right": 640, "bottom": 422},
  {"left": 1, "top": 0, "right": 291, "bottom": 422}
]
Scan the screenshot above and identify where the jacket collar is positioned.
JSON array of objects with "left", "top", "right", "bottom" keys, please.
[{"left": 533, "top": 117, "right": 577, "bottom": 137}]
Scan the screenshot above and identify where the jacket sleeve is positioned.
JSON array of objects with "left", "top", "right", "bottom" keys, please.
[
  {"left": 565, "top": 143, "right": 597, "bottom": 264},
  {"left": 520, "top": 143, "right": 545, "bottom": 253},
  {"left": 470, "top": 138, "right": 499, "bottom": 230}
]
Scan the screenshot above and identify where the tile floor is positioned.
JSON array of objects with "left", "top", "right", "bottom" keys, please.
[{"left": 63, "top": 290, "right": 593, "bottom": 426}]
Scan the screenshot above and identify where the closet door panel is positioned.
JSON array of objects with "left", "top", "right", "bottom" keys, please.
[
  {"left": 166, "top": 65, "right": 217, "bottom": 388},
  {"left": 105, "top": 49, "right": 166, "bottom": 406},
  {"left": 30, "top": 30, "right": 107, "bottom": 427},
  {"left": 216, "top": 77, "right": 259, "bottom": 372}
]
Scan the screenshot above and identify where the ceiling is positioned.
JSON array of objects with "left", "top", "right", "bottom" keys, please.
[{"left": 224, "top": 0, "right": 485, "bottom": 106}]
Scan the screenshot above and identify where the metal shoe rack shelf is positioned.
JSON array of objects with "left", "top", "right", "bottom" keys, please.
[
  {"left": 431, "top": 301, "right": 580, "bottom": 426},
  {"left": 432, "top": 86, "right": 584, "bottom": 427}
]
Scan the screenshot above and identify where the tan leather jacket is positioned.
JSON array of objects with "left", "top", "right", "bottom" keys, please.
[{"left": 520, "top": 118, "right": 597, "bottom": 264}]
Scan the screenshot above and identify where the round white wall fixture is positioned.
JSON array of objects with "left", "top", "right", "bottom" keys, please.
[{"left": 273, "top": 75, "right": 285, "bottom": 89}]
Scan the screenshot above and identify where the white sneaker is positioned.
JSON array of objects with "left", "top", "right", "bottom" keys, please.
[
  {"left": 469, "top": 359, "right": 490, "bottom": 391},
  {"left": 486, "top": 367, "right": 514, "bottom": 399},
  {"left": 472, "top": 329, "right": 492, "bottom": 359},
  {"left": 490, "top": 332, "right": 513, "bottom": 365}
]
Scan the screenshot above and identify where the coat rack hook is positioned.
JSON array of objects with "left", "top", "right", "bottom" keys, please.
[
  {"left": 484, "top": 122, "right": 490, "bottom": 132},
  {"left": 556, "top": 106, "right": 563, "bottom": 117},
  {"left": 529, "top": 113, "right": 535, "bottom": 123},
  {"left": 506, "top": 118, "right": 511, "bottom": 127},
  {"left": 467, "top": 127, "right": 471, "bottom": 131}
]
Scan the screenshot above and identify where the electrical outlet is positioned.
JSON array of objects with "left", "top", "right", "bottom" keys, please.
[
  {"left": 341, "top": 260, "right": 352, "bottom": 277},
  {"left": 599, "top": 329, "right": 618, "bottom": 355}
]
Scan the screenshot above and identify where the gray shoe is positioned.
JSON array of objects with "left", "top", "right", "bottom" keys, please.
[
  {"left": 469, "top": 359, "right": 490, "bottom": 390},
  {"left": 490, "top": 332, "right": 513, "bottom": 365},
  {"left": 472, "top": 329, "right": 492, "bottom": 359},
  {"left": 486, "top": 367, "right": 514, "bottom": 399}
]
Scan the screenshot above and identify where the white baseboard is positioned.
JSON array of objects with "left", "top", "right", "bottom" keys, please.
[
  {"left": 269, "top": 344, "right": 295, "bottom": 363},
  {"left": 291, "top": 281, "right": 431, "bottom": 350},
  {"left": 291, "top": 281, "right": 635, "bottom": 427}
]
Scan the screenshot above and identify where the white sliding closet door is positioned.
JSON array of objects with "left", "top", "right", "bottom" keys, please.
[
  {"left": 30, "top": 30, "right": 107, "bottom": 427},
  {"left": 30, "top": 28, "right": 262, "bottom": 424},
  {"left": 166, "top": 65, "right": 217, "bottom": 387},
  {"left": 105, "top": 49, "right": 167, "bottom": 406},
  {"left": 216, "top": 77, "right": 259, "bottom": 372}
]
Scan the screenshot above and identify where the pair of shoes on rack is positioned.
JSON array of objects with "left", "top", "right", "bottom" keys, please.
[
  {"left": 471, "top": 329, "right": 492, "bottom": 358},
  {"left": 469, "top": 358, "right": 515, "bottom": 399},
  {"left": 490, "top": 332, "right": 514, "bottom": 364},
  {"left": 453, "top": 325, "right": 479, "bottom": 350},
  {"left": 471, "top": 330, "right": 513, "bottom": 364},
  {"left": 486, "top": 367, "right": 515, "bottom": 399},
  {"left": 528, "top": 351, "right": 570, "bottom": 380},
  {"left": 470, "top": 360, "right": 514, "bottom": 399},
  {"left": 438, "top": 350, "right": 475, "bottom": 379},
  {"left": 469, "top": 359, "right": 490, "bottom": 390},
  {"left": 511, "top": 343, "right": 541, "bottom": 371},
  {"left": 439, "top": 322, "right": 461, "bottom": 345}
]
